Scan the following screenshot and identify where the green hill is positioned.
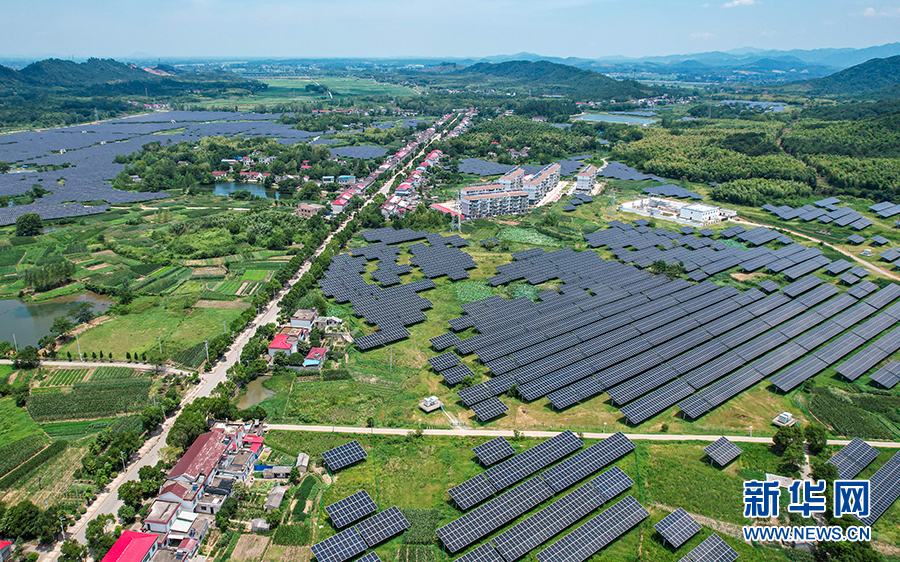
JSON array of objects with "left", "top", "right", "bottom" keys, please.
[
  {"left": 789, "top": 55, "right": 900, "bottom": 97},
  {"left": 18, "top": 58, "right": 151, "bottom": 87},
  {"left": 455, "top": 60, "right": 654, "bottom": 100}
]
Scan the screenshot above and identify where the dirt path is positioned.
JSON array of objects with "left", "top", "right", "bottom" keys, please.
[{"left": 650, "top": 502, "right": 743, "bottom": 538}]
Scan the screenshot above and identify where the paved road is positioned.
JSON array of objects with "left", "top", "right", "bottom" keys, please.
[
  {"left": 45, "top": 128, "right": 444, "bottom": 560},
  {"left": 264, "top": 424, "right": 900, "bottom": 448}
]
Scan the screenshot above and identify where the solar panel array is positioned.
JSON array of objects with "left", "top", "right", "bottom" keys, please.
[
  {"left": 598, "top": 160, "right": 666, "bottom": 182},
  {"left": 326, "top": 490, "right": 378, "bottom": 529},
  {"left": 871, "top": 359, "right": 900, "bottom": 388},
  {"left": 354, "top": 506, "right": 411, "bottom": 546},
  {"left": 871, "top": 201, "right": 900, "bottom": 218},
  {"left": 860, "top": 451, "right": 900, "bottom": 526},
  {"left": 643, "top": 184, "right": 702, "bottom": 199},
  {"left": 361, "top": 227, "right": 429, "bottom": 244},
  {"left": 473, "top": 437, "right": 516, "bottom": 466},
  {"left": 827, "top": 438, "right": 880, "bottom": 479},
  {"left": 535, "top": 495, "right": 649, "bottom": 562},
  {"left": 409, "top": 240, "right": 478, "bottom": 280},
  {"left": 704, "top": 437, "right": 743, "bottom": 466},
  {"left": 310, "top": 527, "right": 368, "bottom": 562},
  {"left": 763, "top": 203, "right": 873, "bottom": 230},
  {"left": 681, "top": 534, "right": 738, "bottom": 562},
  {"left": 655, "top": 508, "right": 702, "bottom": 548},
  {"left": 322, "top": 441, "right": 368, "bottom": 471}
]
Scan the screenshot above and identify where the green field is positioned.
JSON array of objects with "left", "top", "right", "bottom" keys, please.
[
  {"left": 193, "top": 76, "right": 419, "bottom": 109},
  {"left": 240, "top": 269, "right": 268, "bottom": 282},
  {"left": 40, "top": 369, "right": 90, "bottom": 387},
  {"left": 91, "top": 366, "right": 140, "bottom": 380}
]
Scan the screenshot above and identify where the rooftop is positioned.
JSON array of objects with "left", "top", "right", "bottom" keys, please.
[
  {"left": 168, "top": 432, "right": 228, "bottom": 482},
  {"left": 144, "top": 500, "right": 180, "bottom": 525},
  {"left": 463, "top": 190, "right": 529, "bottom": 201},
  {"left": 268, "top": 334, "right": 293, "bottom": 350},
  {"left": 101, "top": 531, "right": 159, "bottom": 562},
  {"left": 292, "top": 309, "right": 317, "bottom": 321}
]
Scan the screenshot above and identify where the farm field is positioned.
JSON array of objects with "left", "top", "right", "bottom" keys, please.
[
  {"left": 193, "top": 77, "right": 419, "bottom": 109},
  {"left": 265, "top": 431, "right": 900, "bottom": 558}
]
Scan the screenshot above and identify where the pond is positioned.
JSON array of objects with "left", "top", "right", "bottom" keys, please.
[
  {"left": 0, "top": 292, "right": 115, "bottom": 347},
  {"left": 573, "top": 113, "right": 657, "bottom": 126},
  {"left": 210, "top": 182, "right": 281, "bottom": 200},
  {"left": 236, "top": 376, "right": 276, "bottom": 410}
]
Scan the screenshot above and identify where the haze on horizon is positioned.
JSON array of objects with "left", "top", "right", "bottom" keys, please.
[{"left": 1, "top": 0, "right": 899, "bottom": 61}]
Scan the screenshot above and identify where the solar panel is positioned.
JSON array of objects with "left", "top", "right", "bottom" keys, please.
[
  {"left": 473, "top": 437, "right": 516, "bottom": 466},
  {"left": 540, "top": 432, "right": 635, "bottom": 493},
  {"left": 535, "top": 496, "right": 649, "bottom": 562},
  {"left": 355, "top": 506, "right": 410, "bottom": 547},
  {"left": 454, "top": 543, "right": 505, "bottom": 562},
  {"left": 326, "top": 490, "right": 378, "bottom": 528},
  {"left": 826, "top": 437, "right": 880, "bottom": 480},
  {"left": 431, "top": 332, "right": 461, "bottom": 351},
  {"left": 429, "top": 352, "right": 462, "bottom": 372},
  {"left": 871, "top": 359, "right": 900, "bottom": 389},
  {"left": 589, "top": 467, "right": 635, "bottom": 501},
  {"left": 436, "top": 477, "right": 555, "bottom": 553},
  {"left": 470, "top": 397, "right": 509, "bottom": 422},
  {"left": 310, "top": 527, "right": 367, "bottom": 562},
  {"left": 860, "top": 451, "right": 900, "bottom": 525},
  {"left": 356, "top": 553, "right": 382, "bottom": 562},
  {"left": 654, "top": 508, "right": 702, "bottom": 548},
  {"left": 483, "top": 431, "right": 583, "bottom": 490},
  {"left": 322, "top": 441, "right": 368, "bottom": 471},
  {"left": 442, "top": 364, "right": 475, "bottom": 385},
  {"left": 448, "top": 473, "right": 497, "bottom": 511},
  {"left": 704, "top": 437, "right": 742, "bottom": 466},
  {"left": 490, "top": 480, "right": 606, "bottom": 562},
  {"left": 683, "top": 534, "right": 738, "bottom": 562}
]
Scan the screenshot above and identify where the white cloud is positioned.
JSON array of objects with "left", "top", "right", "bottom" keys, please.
[
  {"left": 690, "top": 31, "right": 714, "bottom": 38},
  {"left": 723, "top": 0, "right": 755, "bottom": 7},
  {"left": 862, "top": 6, "right": 900, "bottom": 16}
]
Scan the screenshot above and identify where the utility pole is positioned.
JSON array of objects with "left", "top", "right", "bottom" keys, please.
[
  {"left": 204, "top": 340, "right": 210, "bottom": 364},
  {"left": 119, "top": 451, "right": 127, "bottom": 473},
  {"left": 12, "top": 333, "right": 17, "bottom": 353},
  {"left": 76, "top": 332, "right": 83, "bottom": 361},
  {"left": 158, "top": 337, "right": 162, "bottom": 355}
]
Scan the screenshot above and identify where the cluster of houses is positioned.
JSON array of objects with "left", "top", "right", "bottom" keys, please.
[
  {"left": 265, "top": 308, "right": 340, "bottom": 368},
  {"left": 379, "top": 149, "right": 443, "bottom": 218},
  {"left": 330, "top": 113, "right": 454, "bottom": 215},
  {"left": 99, "top": 420, "right": 308, "bottom": 562}
]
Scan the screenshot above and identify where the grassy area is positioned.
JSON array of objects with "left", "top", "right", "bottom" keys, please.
[
  {"left": 0, "top": 396, "right": 47, "bottom": 445},
  {"left": 59, "top": 299, "right": 245, "bottom": 359},
  {"left": 193, "top": 76, "right": 419, "bottom": 109}
]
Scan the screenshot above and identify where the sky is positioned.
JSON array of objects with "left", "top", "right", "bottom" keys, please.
[{"left": 1, "top": 0, "right": 899, "bottom": 61}]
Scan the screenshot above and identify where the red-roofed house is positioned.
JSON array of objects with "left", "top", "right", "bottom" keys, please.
[
  {"left": 211, "top": 171, "right": 228, "bottom": 180},
  {"left": 304, "top": 347, "right": 328, "bottom": 367},
  {"left": 267, "top": 334, "right": 297, "bottom": 357},
  {"left": 0, "top": 541, "right": 12, "bottom": 562},
  {"left": 101, "top": 530, "right": 158, "bottom": 562},
  {"left": 168, "top": 432, "right": 228, "bottom": 491},
  {"left": 157, "top": 481, "right": 200, "bottom": 512}
]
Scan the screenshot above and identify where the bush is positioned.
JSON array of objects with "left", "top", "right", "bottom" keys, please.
[
  {"left": 401, "top": 508, "right": 441, "bottom": 544},
  {"left": 321, "top": 369, "right": 351, "bottom": 381}
]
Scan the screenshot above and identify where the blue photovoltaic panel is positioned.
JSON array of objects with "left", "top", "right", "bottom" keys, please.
[
  {"left": 322, "top": 441, "right": 368, "bottom": 471},
  {"left": 448, "top": 473, "right": 497, "bottom": 511},
  {"left": 354, "top": 506, "right": 411, "bottom": 547},
  {"left": 654, "top": 508, "right": 702, "bottom": 548},
  {"left": 536, "top": 496, "right": 649, "bottom": 562},
  {"left": 311, "top": 527, "right": 367, "bottom": 562},
  {"left": 683, "top": 534, "right": 738, "bottom": 562},
  {"left": 454, "top": 543, "right": 504, "bottom": 562},
  {"left": 540, "top": 432, "right": 635, "bottom": 493},
  {"left": 473, "top": 437, "right": 516, "bottom": 466},
  {"left": 326, "top": 490, "right": 378, "bottom": 529}
]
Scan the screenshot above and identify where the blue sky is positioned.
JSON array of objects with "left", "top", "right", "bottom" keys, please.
[{"left": 1, "top": 0, "right": 899, "bottom": 60}]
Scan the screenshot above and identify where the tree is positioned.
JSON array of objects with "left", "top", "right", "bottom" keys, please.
[
  {"left": 288, "top": 467, "right": 301, "bottom": 485},
  {"left": 68, "top": 302, "right": 95, "bottom": 325},
  {"left": 804, "top": 424, "right": 829, "bottom": 456},
  {"left": 780, "top": 442, "right": 805, "bottom": 473},
  {"left": 13, "top": 346, "right": 40, "bottom": 369},
  {"left": 117, "top": 505, "right": 135, "bottom": 524},
  {"left": 773, "top": 424, "right": 803, "bottom": 455},
  {"left": 0, "top": 500, "right": 42, "bottom": 540},
  {"left": 265, "top": 508, "right": 283, "bottom": 529},
  {"left": 85, "top": 514, "right": 118, "bottom": 560},
  {"left": 117, "top": 480, "right": 143, "bottom": 510},
  {"left": 15, "top": 213, "right": 43, "bottom": 237},
  {"left": 232, "top": 482, "right": 250, "bottom": 501},
  {"left": 52, "top": 316, "right": 74, "bottom": 336},
  {"left": 0, "top": 161, "right": 11, "bottom": 174},
  {"left": 811, "top": 461, "right": 839, "bottom": 483},
  {"left": 60, "top": 538, "right": 87, "bottom": 562},
  {"left": 140, "top": 406, "right": 165, "bottom": 432}
]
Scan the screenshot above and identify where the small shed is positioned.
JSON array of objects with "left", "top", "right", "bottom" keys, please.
[
  {"left": 296, "top": 453, "right": 310, "bottom": 473},
  {"left": 251, "top": 518, "right": 270, "bottom": 532},
  {"left": 265, "top": 486, "right": 287, "bottom": 512}
]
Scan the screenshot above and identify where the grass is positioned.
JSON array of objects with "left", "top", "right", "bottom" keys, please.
[
  {"left": 58, "top": 300, "right": 244, "bottom": 359},
  {"left": 240, "top": 269, "right": 268, "bottom": 282},
  {"left": 194, "top": 77, "right": 419, "bottom": 109},
  {"left": 40, "top": 418, "right": 118, "bottom": 440},
  {"left": 0, "top": 396, "right": 47, "bottom": 445}
]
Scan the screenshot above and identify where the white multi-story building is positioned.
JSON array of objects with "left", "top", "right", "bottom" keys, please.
[
  {"left": 575, "top": 164, "right": 598, "bottom": 192},
  {"left": 523, "top": 163, "right": 561, "bottom": 203},
  {"left": 460, "top": 184, "right": 530, "bottom": 218},
  {"left": 679, "top": 203, "right": 720, "bottom": 224},
  {"left": 498, "top": 168, "right": 524, "bottom": 191}
]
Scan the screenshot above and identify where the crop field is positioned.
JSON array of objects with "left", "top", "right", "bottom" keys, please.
[
  {"left": 40, "top": 368, "right": 89, "bottom": 387},
  {"left": 195, "top": 77, "right": 419, "bottom": 109},
  {"left": 240, "top": 269, "right": 268, "bottom": 282},
  {"left": 91, "top": 366, "right": 140, "bottom": 380},
  {"left": 40, "top": 417, "right": 119, "bottom": 441},
  {"left": 265, "top": 431, "right": 822, "bottom": 558},
  {"left": 27, "top": 378, "right": 152, "bottom": 422}
]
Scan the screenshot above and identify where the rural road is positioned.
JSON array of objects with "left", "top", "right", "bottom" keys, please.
[
  {"left": 42, "top": 124, "right": 445, "bottom": 560},
  {"left": 263, "top": 424, "right": 900, "bottom": 448},
  {"left": 0, "top": 359, "right": 192, "bottom": 376}
]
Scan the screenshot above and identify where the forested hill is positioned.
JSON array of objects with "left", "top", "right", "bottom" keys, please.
[
  {"left": 787, "top": 55, "right": 900, "bottom": 98},
  {"left": 453, "top": 60, "right": 655, "bottom": 100}
]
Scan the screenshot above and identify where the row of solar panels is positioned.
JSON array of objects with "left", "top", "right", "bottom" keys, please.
[{"left": 762, "top": 203, "right": 873, "bottom": 230}]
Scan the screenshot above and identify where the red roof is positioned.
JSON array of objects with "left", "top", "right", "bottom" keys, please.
[
  {"left": 268, "top": 334, "right": 293, "bottom": 350},
  {"left": 307, "top": 347, "right": 327, "bottom": 361},
  {"left": 101, "top": 531, "right": 158, "bottom": 562},
  {"left": 0, "top": 541, "right": 11, "bottom": 550},
  {"left": 243, "top": 435, "right": 264, "bottom": 444},
  {"left": 430, "top": 204, "right": 462, "bottom": 217},
  {"left": 168, "top": 432, "right": 228, "bottom": 482},
  {"left": 159, "top": 481, "right": 189, "bottom": 499}
]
